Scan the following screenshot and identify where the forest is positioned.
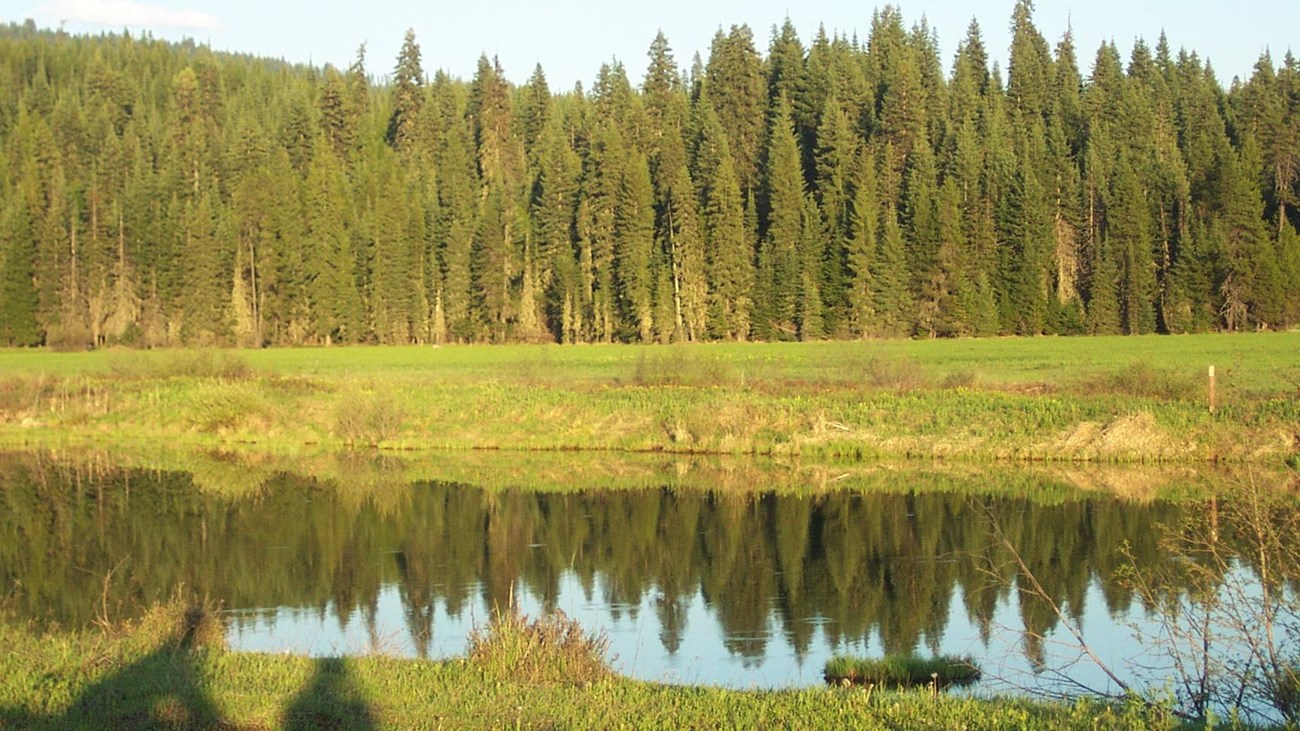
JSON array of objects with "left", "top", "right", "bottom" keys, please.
[{"left": 1, "top": 1, "right": 1298, "bottom": 348}]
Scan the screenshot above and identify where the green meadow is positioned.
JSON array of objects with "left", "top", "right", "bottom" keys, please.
[{"left": 1, "top": 333, "right": 1296, "bottom": 463}]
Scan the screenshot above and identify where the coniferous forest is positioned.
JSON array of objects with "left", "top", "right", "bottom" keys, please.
[{"left": 1, "top": 2, "right": 1298, "bottom": 349}]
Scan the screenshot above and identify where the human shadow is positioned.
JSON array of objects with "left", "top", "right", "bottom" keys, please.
[
  {"left": 281, "top": 657, "right": 377, "bottom": 730},
  {"left": 53, "top": 605, "right": 229, "bottom": 730}
]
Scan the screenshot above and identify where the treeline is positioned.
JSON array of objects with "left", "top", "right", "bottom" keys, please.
[{"left": 1, "top": 3, "right": 1298, "bottom": 348}]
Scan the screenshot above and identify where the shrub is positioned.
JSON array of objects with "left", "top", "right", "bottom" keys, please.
[
  {"left": 187, "top": 382, "right": 268, "bottom": 433},
  {"left": 108, "top": 349, "right": 254, "bottom": 380},
  {"left": 1070, "top": 362, "right": 1198, "bottom": 401},
  {"left": 0, "top": 375, "right": 54, "bottom": 417},
  {"left": 466, "top": 608, "right": 611, "bottom": 686},
  {"left": 629, "top": 347, "right": 734, "bottom": 387},
  {"left": 334, "top": 390, "right": 408, "bottom": 447}
]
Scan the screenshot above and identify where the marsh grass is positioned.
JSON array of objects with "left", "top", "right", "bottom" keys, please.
[
  {"left": 1069, "top": 362, "right": 1201, "bottom": 401},
  {"left": 628, "top": 347, "right": 736, "bottom": 387},
  {"left": 467, "top": 607, "right": 611, "bottom": 686},
  {"left": 334, "top": 389, "right": 409, "bottom": 447},
  {"left": 106, "top": 349, "right": 255, "bottom": 381},
  {"left": 0, "top": 374, "right": 55, "bottom": 416},
  {"left": 824, "top": 654, "right": 982, "bottom": 689}
]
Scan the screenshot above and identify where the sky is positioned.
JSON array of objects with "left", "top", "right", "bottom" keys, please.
[{"left": 9, "top": 0, "right": 1298, "bottom": 89}]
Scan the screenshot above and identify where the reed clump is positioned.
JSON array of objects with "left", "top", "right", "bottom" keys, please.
[
  {"left": 823, "top": 654, "right": 981, "bottom": 689},
  {"left": 466, "top": 608, "right": 611, "bottom": 686}
]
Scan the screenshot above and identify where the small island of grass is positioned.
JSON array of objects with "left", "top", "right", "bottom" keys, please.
[{"left": 824, "top": 654, "right": 983, "bottom": 689}]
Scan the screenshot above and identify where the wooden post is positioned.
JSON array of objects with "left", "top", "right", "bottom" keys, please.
[{"left": 1208, "top": 365, "right": 1216, "bottom": 415}]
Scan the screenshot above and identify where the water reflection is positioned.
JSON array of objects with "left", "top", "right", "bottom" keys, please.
[{"left": 0, "top": 450, "right": 1191, "bottom": 691}]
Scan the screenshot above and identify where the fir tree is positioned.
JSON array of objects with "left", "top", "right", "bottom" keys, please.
[{"left": 615, "top": 151, "right": 655, "bottom": 341}]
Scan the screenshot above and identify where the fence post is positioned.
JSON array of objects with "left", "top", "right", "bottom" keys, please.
[{"left": 1208, "top": 365, "right": 1216, "bottom": 415}]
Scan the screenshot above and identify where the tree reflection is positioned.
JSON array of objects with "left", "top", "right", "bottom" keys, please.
[{"left": 0, "top": 452, "right": 1186, "bottom": 666}]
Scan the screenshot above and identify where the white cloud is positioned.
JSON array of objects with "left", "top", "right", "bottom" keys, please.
[{"left": 33, "top": 0, "right": 218, "bottom": 30}]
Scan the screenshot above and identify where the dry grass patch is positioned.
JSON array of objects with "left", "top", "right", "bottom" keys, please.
[{"left": 467, "top": 608, "right": 611, "bottom": 686}]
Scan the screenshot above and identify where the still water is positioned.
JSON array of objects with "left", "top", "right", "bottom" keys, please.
[{"left": 0, "top": 451, "right": 1266, "bottom": 702}]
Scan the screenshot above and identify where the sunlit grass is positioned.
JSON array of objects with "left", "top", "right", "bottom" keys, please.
[{"left": 1, "top": 333, "right": 1297, "bottom": 463}]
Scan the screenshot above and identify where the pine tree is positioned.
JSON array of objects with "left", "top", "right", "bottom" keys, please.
[
  {"left": 796, "top": 194, "right": 825, "bottom": 339},
  {"left": 472, "top": 181, "right": 511, "bottom": 341},
  {"left": 1221, "top": 139, "right": 1284, "bottom": 329},
  {"left": 0, "top": 186, "right": 41, "bottom": 345},
  {"left": 303, "top": 138, "right": 362, "bottom": 343},
  {"left": 756, "top": 94, "right": 803, "bottom": 340},
  {"left": 703, "top": 137, "right": 752, "bottom": 340},
  {"left": 873, "top": 204, "right": 912, "bottom": 336},
  {"left": 663, "top": 164, "right": 708, "bottom": 340},
  {"left": 1107, "top": 154, "right": 1157, "bottom": 334},
  {"left": 431, "top": 74, "right": 480, "bottom": 341},
  {"left": 180, "top": 188, "right": 229, "bottom": 344},
  {"left": 519, "top": 64, "right": 552, "bottom": 161},
  {"left": 814, "top": 95, "right": 857, "bottom": 331},
  {"left": 845, "top": 148, "right": 879, "bottom": 336},
  {"left": 615, "top": 151, "right": 655, "bottom": 341},
  {"left": 387, "top": 29, "right": 425, "bottom": 156},
  {"left": 532, "top": 113, "right": 580, "bottom": 341},
  {"left": 704, "top": 25, "right": 767, "bottom": 191}
]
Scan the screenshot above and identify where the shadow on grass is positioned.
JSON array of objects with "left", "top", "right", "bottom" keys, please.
[
  {"left": 38, "top": 606, "right": 231, "bottom": 729},
  {"left": 0, "top": 607, "right": 377, "bottom": 730},
  {"left": 282, "top": 658, "right": 376, "bottom": 730}
]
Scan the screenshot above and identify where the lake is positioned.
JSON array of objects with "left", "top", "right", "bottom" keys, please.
[{"left": 0, "top": 449, "right": 1290, "bottom": 717}]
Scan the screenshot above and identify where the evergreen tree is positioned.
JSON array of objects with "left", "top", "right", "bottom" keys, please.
[
  {"left": 755, "top": 94, "right": 803, "bottom": 340},
  {"left": 703, "top": 137, "right": 752, "bottom": 340},
  {"left": 845, "top": 148, "right": 879, "bottom": 336},
  {"left": 873, "top": 205, "right": 912, "bottom": 336},
  {"left": 615, "top": 151, "right": 654, "bottom": 341},
  {"left": 704, "top": 25, "right": 767, "bottom": 191},
  {"left": 387, "top": 30, "right": 424, "bottom": 156},
  {"left": 663, "top": 163, "right": 708, "bottom": 340},
  {"left": 0, "top": 185, "right": 41, "bottom": 345}
]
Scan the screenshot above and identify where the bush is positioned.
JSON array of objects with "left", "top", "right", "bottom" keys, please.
[
  {"left": 0, "top": 375, "right": 54, "bottom": 417},
  {"left": 1070, "top": 363, "right": 1199, "bottom": 401},
  {"left": 187, "top": 382, "right": 268, "bottom": 433},
  {"left": 334, "top": 390, "right": 408, "bottom": 447},
  {"left": 466, "top": 608, "right": 611, "bottom": 686},
  {"left": 629, "top": 347, "right": 734, "bottom": 387},
  {"left": 108, "top": 349, "right": 254, "bottom": 380}
]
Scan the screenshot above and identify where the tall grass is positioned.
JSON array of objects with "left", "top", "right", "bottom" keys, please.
[
  {"left": 466, "top": 607, "right": 611, "bottom": 686},
  {"left": 106, "top": 349, "right": 255, "bottom": 380},
  {"left": 824, "top": 654, "right": 982, "bottom": 689}
]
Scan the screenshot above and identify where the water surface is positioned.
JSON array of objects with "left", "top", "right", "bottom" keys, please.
[{"left": 0, "top": 450, "right": 1256, "bottom": 701}]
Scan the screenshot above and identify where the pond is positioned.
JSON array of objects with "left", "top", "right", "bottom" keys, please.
[{"left": 0, "top": 450, "right": 1292, "bottom": 719}]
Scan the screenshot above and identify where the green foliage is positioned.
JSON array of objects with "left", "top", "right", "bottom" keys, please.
[
  {"left": 824, "top": 654, "right": 981, "bottom": 688},
  {"left": 0, "top": 14, "right": 1297, "bottom": 347}
]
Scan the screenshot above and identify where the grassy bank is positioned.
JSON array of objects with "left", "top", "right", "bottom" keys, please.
[
  {"left": 1, "top": 334, "right": 1297, "bottom": 463},
  {"left": 0, "top": 599, "right": 1171, "bottom": 730}
]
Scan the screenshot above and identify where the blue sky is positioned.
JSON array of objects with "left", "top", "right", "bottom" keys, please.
[{"left": 10, "top": 0, "right": 1297, "bottom": 88}]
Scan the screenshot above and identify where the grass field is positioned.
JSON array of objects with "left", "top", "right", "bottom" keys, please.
[
  {"left": 1, "top": 333, "right": 1297, "bottom": 463},
  {"left": 0, "top": 599, "right": 1172, "bottom": 730}
]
